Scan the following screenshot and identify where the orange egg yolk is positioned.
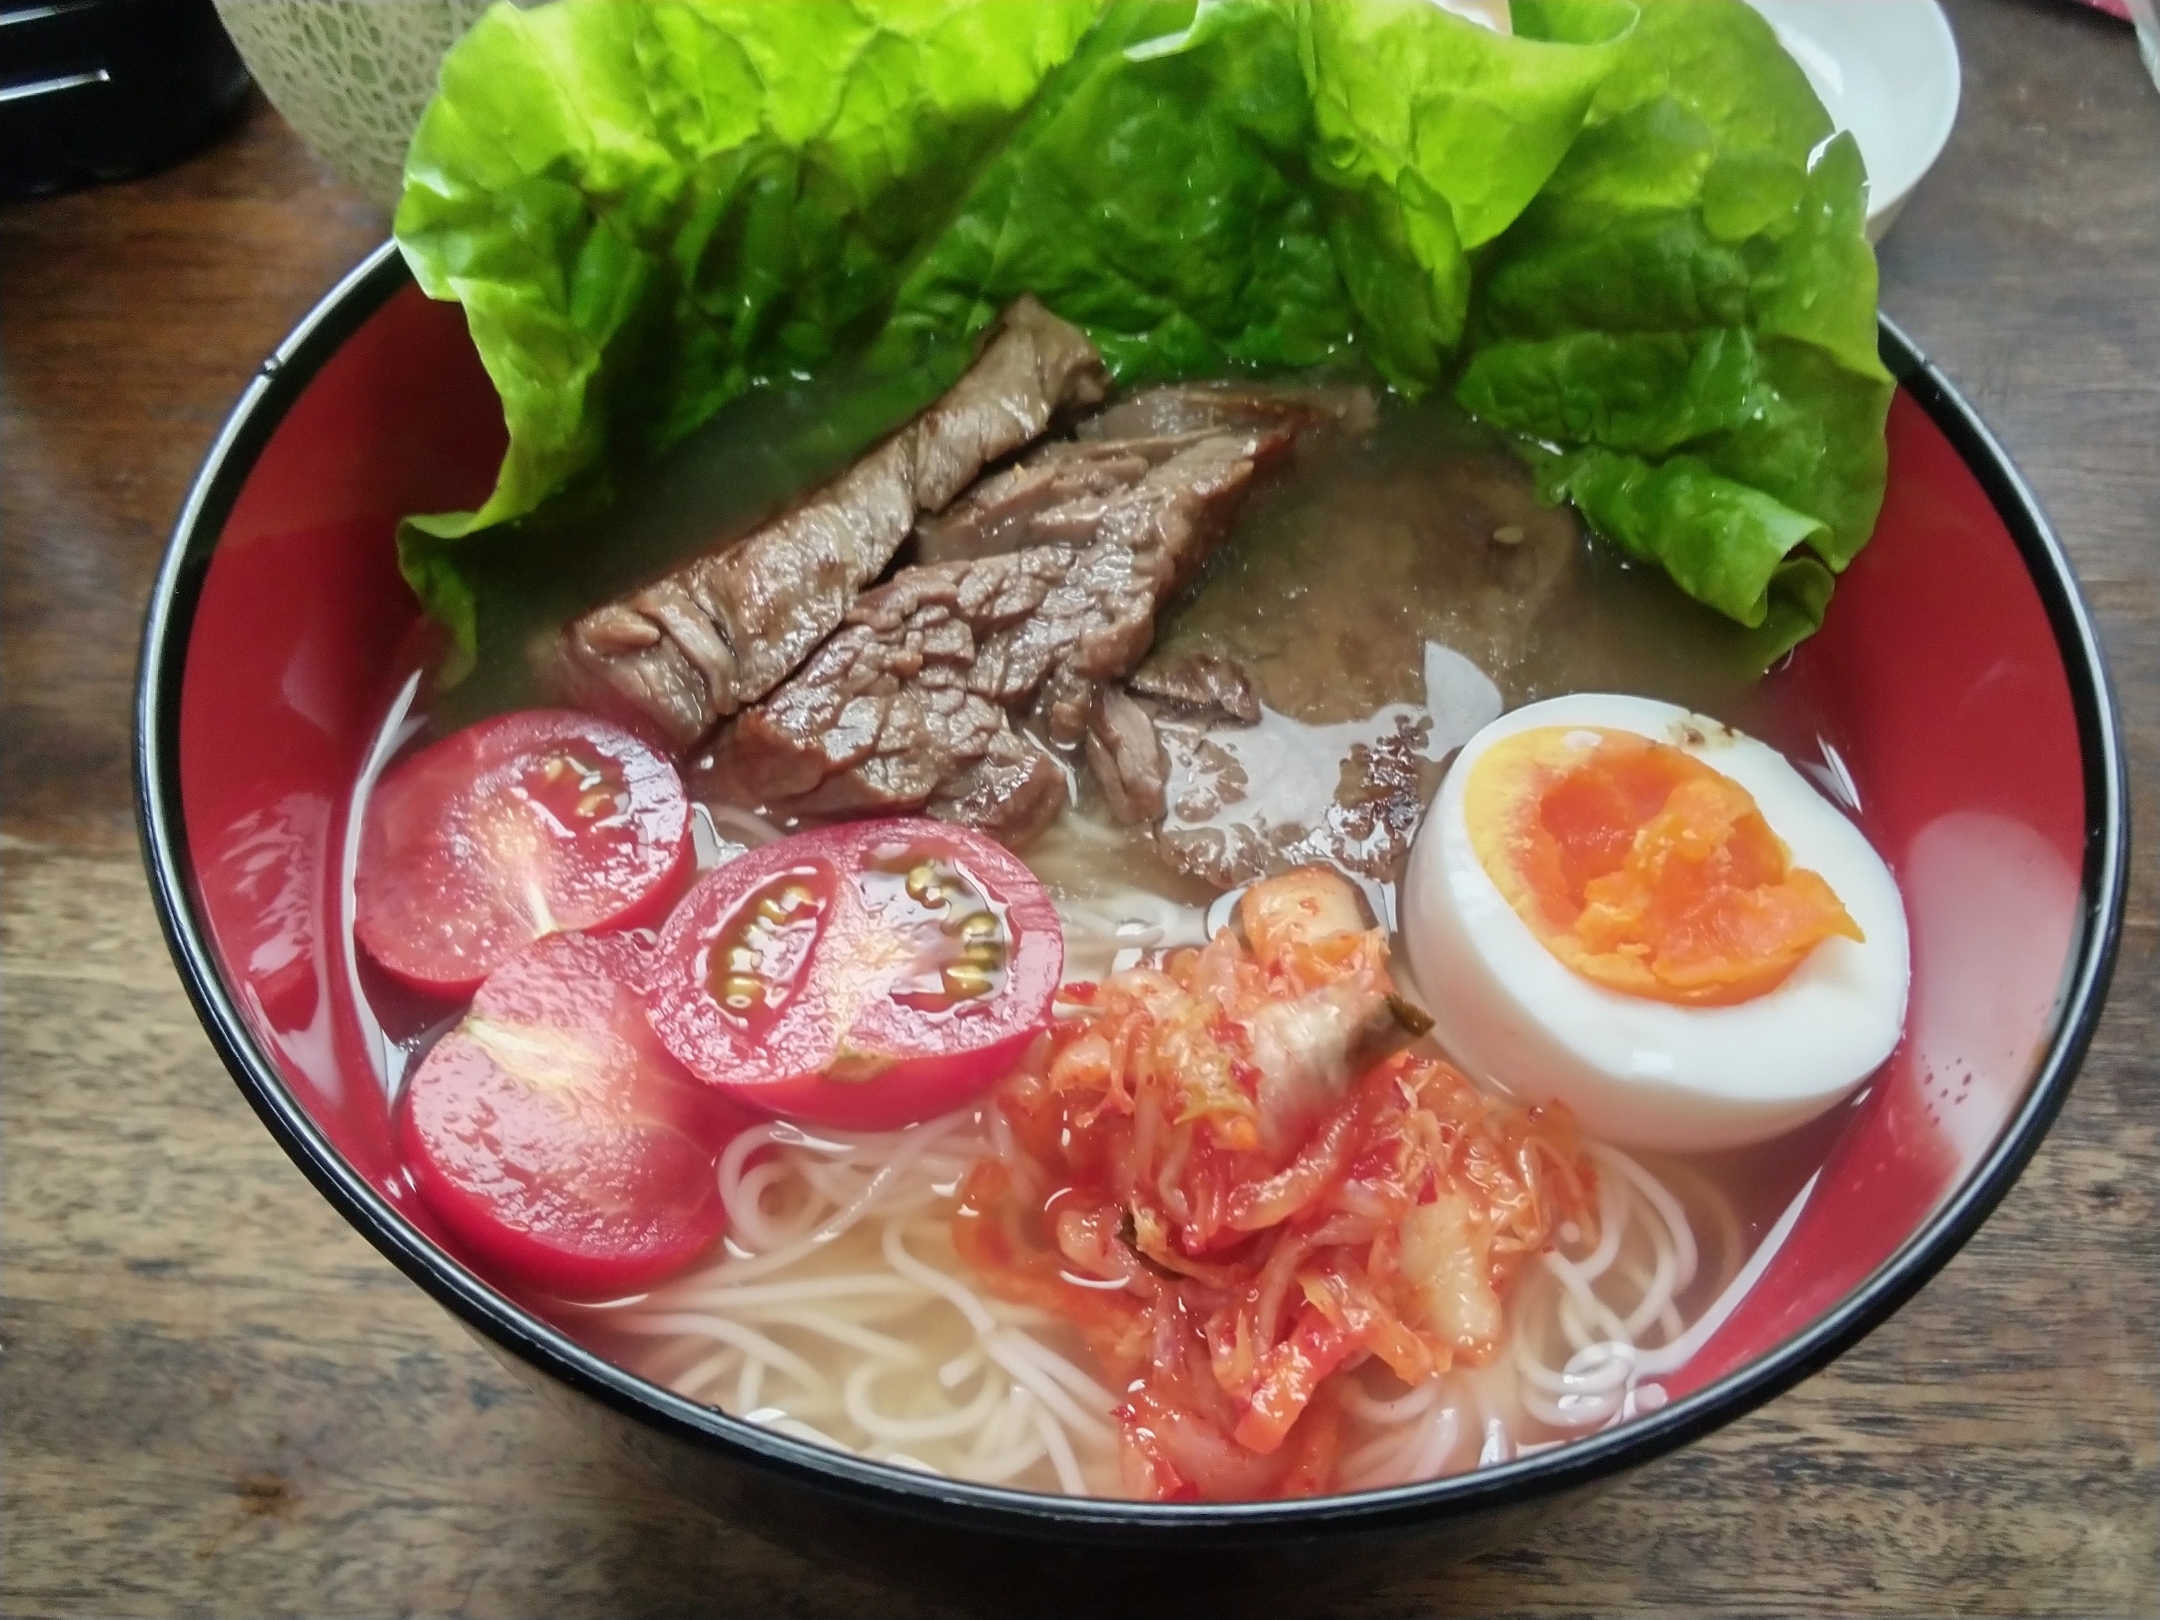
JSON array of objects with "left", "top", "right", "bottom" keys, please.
[{"left": 1464, "top": 726, "right": 1863, "bottom": 1006}]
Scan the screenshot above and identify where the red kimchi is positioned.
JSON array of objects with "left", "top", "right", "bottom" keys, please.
[{"left": 954, "top": 866, "right": 1600, "bottom": 1501}]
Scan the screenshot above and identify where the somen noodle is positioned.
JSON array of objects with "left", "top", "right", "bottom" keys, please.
[{"left": 579, "top": 1108, "right": 1736, "bottom": 1497}]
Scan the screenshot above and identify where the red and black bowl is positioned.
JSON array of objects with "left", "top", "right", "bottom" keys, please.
[{"left": 134, "top": 241, "right": 2129, "bottom": 1614}]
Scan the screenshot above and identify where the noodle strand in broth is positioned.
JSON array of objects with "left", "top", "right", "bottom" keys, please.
[
  {"left": 582, "top": 1106, "right": 1735, "bottom": 1497},
  {"left": 586, "top": 1111, "right": 1125, "bottom": 1494},
  {"left": 369, "top": 389, "right": 1829, "bottom": 1502}
]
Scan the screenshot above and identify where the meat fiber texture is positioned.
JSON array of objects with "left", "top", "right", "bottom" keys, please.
[
  {"left": 696, "top": 429, "right": 1293, "bottom": 847},
  {"left": 551, "top": 298, "right": 1108, "bottom": 751}
]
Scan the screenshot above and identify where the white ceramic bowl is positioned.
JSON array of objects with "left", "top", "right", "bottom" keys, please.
[{"left": 1746, "top": 0, "right": 1963, "bottom": 240}]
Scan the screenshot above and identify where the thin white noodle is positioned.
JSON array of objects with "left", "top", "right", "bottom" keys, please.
[
  {"left": 1594, "top": 1143, "right": 1700, "bottom": 1295},
  {"left": 798, "top": 1156, "right": 875, "bottom": 1207},
  {"left": 1544, "top": 1163, "right": 1627, "bottom": 1291},
  {"left": 1043, "top": 811, "right": 1130, "bottom": 849},
  {"left": 673, "top": 1348, "right": 737, "bottom": 1403},
  {"left": 844, "top": 1359, "right": 1005, "bottom": 1444},
  {"left": 725, "top": 1160, "right": 808, "bottom": 1250},
  {"left": 1032, "top": 1400, "right": 1090, "bottom": 1496},
  {"left": 717, "top": 1122, "right": 786, "bottom": 1203},
  {"left": 615, "top": 1312, "right": 829, "bottom": 1392},
  {"left": 698, "top": 1122, "right": 955, "bottom": 1286},
  {"left": 1513, "top": 1335, "right": 1632, "bottom": 1400},
  {"left": 1654, "top": 1297, "right": 1685, "bottom": 1343},
  {"left": 985, "top": 1332, "right": 1118, "bottom": 1448},
  {"left": 703, "top": 803, "right": 785, "bottom": 849},
  {"left": 1619, "top": 1245, "right": 1680, "bottom": 1343},
  {"left": 1541, "top": 1248, "right": 1635, "bottom": 1346},
  {"left": 1633, "top": 1170, "right": 1818, "bottom": 1377},
  {"left": 1336, "top": 1376, "right": 1442, "bottom": 1427},
  {"left": 748, "top": 1412, "right": 847, "bottom": 1450},
  {"left": 988, "top": 1328, "right": 1120, "bottom": 1415},
  {"left": 1341, "top": 1431, "right": 1407, "bottom": 1484},
  {"left": 1406, "top": 1406, "right": 1464, "bottom": 1480},
  {"left": 986, "top": 1104, "right": 1019, "bottom": 1165},
  {"left": 986, "top": 1301, "right": 1063, "bottom": 1331},
  {"left": 959, "top": 1434, "right": 1050, "bottom": 1484},
  {"left": 752, "top": 1309, "right": 920, "bottom": 1363},
  {"left": 588, "top": 1076, "right": 1755, "bottom": 1499},
  {"left": 939, "top": 1347, "right": 985, "bottom": 1390},
  {"left": 975, "top": 1385, "right": 1033, "bottom": 1460},
  {"left": 882, "top": 1220, "right": 998, "bottom": 1337},
  {"left": 1341, "top": 1387, "right": 1467, "bottom": 1489},
  {"left": 1478, "top": 1415, "right": 1511, "bottom": 1467},
  {"left": 655, "top": 1274, "right": 922, "bottom": 1311}
]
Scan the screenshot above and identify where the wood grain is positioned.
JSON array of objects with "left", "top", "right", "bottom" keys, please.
[{"left": 4, "top": 5, "right": 2156, "bottom": 1615}]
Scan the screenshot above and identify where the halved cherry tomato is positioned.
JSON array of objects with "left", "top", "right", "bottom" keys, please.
[
  {"left": 356, "top": 709, "right": 691, "bottom": 995},
  {"left": 397, "top": 930, "right": 739, "bottom": 1299},
  {"left": 646, "top": 820, "right": 1062, "bottom": 1130}
]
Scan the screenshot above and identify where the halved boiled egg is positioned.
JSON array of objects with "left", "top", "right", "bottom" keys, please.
[{"left": 1402, "top": 694, "right": 1908, "bottom": 1152}]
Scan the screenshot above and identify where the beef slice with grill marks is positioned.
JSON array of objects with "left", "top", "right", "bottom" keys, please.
[
  {"left": 1085, "top": 686, "right": 1168, "bottom": 825},
  {"left": 913, "top": 435, "right": 1222, "bottom": 566},
  {"left": 915, "top": 382, "right": 1377, "bottom": 569},
  {"left": 695, "top": 428, "right": 1291, "bottom": 846},
  {"left": 551, "top": 297, "right": 1107, "bottom": 751},
  {"left": 1128, "top": 652, "right": 1261, "bottom": 725},
  {"left": 1076, "top": 381, "right": 1378, "bottom": 444},
  {"left": 699, "top": 548, "right": 1069, "bottom": 821},
  {"left": 914, "top": 442, "right": 1153, "bottom": 567}
]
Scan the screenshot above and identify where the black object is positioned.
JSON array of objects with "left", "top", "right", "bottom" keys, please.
[
  {"left": 0, "top": 0, "right": 250, "bottom": 201},
  {"left": 134, "top": 244, "right": 2130, "bottom": 1618}
]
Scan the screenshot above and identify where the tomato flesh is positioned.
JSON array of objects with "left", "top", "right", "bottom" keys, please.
[
  {"left": 356, "top": 709, "right": 692, "bottom": 995},
  {"left": 397, "top": 931, "right": 739, "bottom": 1298},
  {"left": 647, "top": 820, "right": 1062, "bottom": 1130}
]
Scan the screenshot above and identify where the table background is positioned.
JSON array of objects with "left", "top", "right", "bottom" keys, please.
[{"left": 3, "top": 2, "right": 2155, "bottom": 1615}]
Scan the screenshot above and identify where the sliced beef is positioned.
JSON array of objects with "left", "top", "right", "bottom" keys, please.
[
  {"left": 1085, "top": 687, "right": 1168, "bottom": 825},
  {"left": 699, "top": 546, "right": 1067, "bottom": 817},
  {"left": 696, "top": 429, "right": 1289, "bottom": 846},
  {"left": 1128, "top": 652, "right": 1260, "bottom": 725},
  {"left": 930, "top": 731, "right": 1073, "bottom": 849},
  {"left": 551, "top": 298, "right": 1107, "bottom": 750},
  {"left": 964, "top": 429, "right": 1293, "bottom": 746},
  {"left": 1076, "top": 381, "right": 1378, "bottom": 444},
  {"left": 914, "top": 382, "right": 1376, "bottom": 568},
  {"left": 916, "top": 442, "right": 1156, "bottom": 566}
]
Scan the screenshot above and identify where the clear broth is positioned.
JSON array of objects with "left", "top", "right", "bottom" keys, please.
[{"left": 354, "top": 389, "right": 1860, "bottom": 1495}]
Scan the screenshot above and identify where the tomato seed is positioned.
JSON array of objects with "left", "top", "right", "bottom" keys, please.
[{"left": 942, "top": 963, "right": 995, "bottom": 1000}]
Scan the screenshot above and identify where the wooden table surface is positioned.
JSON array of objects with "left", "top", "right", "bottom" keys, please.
[{"left": 4, "top": 3, "right": 2156, "bottom": 1615}]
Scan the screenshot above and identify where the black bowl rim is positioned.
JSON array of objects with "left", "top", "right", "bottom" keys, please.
[{"left": 134, "top": 240, "right": 2130, "bottom": 1541}]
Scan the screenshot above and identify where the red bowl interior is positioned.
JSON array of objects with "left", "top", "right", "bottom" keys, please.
[{"left": 164, "top": 270, "right": 2105, "bottom": 1468}]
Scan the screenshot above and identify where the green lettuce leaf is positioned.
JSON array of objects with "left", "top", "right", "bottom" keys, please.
[
  {"left": 873, "top": 0, "right": 1634, "bottom": 390},
  {"left": 1457, "top": 0, "right": 1893, "bottom": 655},
  {"left": 395, "top": 0, "right": 1888, "bottom": 673},
  {"left": 1531, "top": 445, "right": 1835, "bottom": 663},
  {"left": 1301, "top": 0, "right": 1631, "bottom": 387},
  {"left": 872, "top": 0, "right": 1357, "bottom": 384},
  {"left": 392, "top": 0, "right": 1102, "bottom": 660}
]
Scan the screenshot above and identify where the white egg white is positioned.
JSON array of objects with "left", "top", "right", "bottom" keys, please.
[{"left": 1401, "top": 694, "right": 1909, "bottom": 1153}]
